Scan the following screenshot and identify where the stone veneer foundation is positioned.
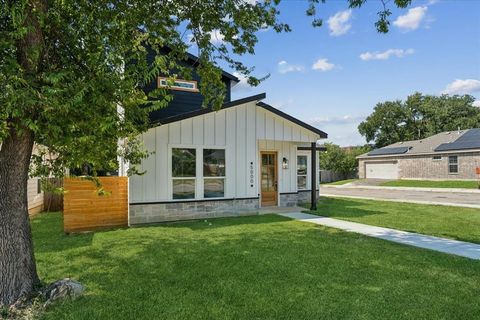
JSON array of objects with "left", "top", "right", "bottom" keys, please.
[
  {"left": 130, "top": 191, "right": 320, "bottom": 224},
  {"left": 130, "top": 198, "right": 260, "bottom": 224}
]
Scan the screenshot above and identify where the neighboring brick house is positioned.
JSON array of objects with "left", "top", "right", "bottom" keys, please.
[{"left": 357, "top": 129, "right": 480, "bottom": 180}]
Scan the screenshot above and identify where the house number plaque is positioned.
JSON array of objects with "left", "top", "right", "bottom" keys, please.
[{"left": 250, "top": 162, "right": 254, "bottom": 187}]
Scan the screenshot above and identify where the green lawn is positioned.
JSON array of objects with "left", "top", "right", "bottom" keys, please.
[
  {"left": 381, "top": 179, "right": 480, "bottom": 189},
  {"left": 310, "top": 197, "right": 480, "bottom": 243},
  {"left": 321, "top": 179, "right": 358, "bottom": 185},
  {"left": 32, "top": 212, "right": 480, "bottom": 319}
]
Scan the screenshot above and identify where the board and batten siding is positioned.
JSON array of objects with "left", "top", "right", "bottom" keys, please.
[{"left": 129, "top": 101, "right": 320, "bottom": 203}]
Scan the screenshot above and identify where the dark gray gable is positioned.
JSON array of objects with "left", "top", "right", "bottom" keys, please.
[{"left": 144, "top": 47, "right": 239, "bottom": 124}]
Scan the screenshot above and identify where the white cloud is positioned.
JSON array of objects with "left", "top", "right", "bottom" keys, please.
[
  {"left": 359, "top": 48, "right": 415, "bottom": 61},
  {"left": 473, "top": 100, "right": 480, "bottom": 108},
  {"left": 312, "top": 58, "right": 335, "bottom": 72},
  {"left": 393, "top": 6, "right": 428, "bottom": 31},
  {"left": 209, "top": 30, "right": 225, "bottom": 44},
  {"left": 443, "top": 79, "right": 480, "bottom": 95},
  {"left": 277, "top": 60, "right": 304, "bottom": 74},
  {"left": 327, "top": 9, "right": 352, "bottom": 36},
  {"left": 309, "top": 115, "right": 367, "bottom": 146},
  {"left": 309, "top": 115, "right": 366, "bottom": 127}
]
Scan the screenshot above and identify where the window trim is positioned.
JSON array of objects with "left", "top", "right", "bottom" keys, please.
[
  {"left": 169, "top": 146, "right": 227, "bottom": 201},
  {"left": 203, "top": 148, "right": 226, "bottom": 199},
  {"left": 297, "top": 154, "right": 308, "bottom": 190},
  {"left": 158, "top": 77, "right": 199, "bottom": 92},
  {"left": 171, "top": 148, "right": 197, "bottom": 200},
  {"left": 448, "top": 155, "right": 459, "bottom": 174}
]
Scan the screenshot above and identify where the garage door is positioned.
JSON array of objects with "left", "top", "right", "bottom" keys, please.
[{"left": 365, "top": 162, "right": 398, "bottom": 179}]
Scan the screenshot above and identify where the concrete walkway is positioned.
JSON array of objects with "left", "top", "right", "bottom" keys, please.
[{"left": 279, "top": 212, "right": 480, "bottom": 260}]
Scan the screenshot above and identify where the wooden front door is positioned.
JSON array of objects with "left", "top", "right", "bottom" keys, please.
[{"left": 260, "top": 152, "right": 278, "bottom": 206}]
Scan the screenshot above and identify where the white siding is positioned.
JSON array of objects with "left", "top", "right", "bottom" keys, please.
[
  {"left": 257, "top": 140, "right": 300, "bottom": 196},
  {"left": 129, "top": 102, "right": 320, "bottom": 202},
  {"left": 27, "top": 177, "right": 43, "bottom": 211}
]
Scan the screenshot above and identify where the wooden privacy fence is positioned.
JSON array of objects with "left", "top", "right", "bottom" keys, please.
[
  {"left": 63, "top": 177, "right": 128, "bottom": 233},
  {"left": 44, "top": 178, "right": 64, "bottom": 212}
]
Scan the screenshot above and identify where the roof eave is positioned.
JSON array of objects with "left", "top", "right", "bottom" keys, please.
[
  {"left": 256, "top": 102, "right": 328, "bottom": 139},
  {"left": 150, "top": 93, "right": 266, "bottom": 127}
]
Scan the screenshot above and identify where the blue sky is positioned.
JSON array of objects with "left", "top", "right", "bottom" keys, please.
[{"left": 215, "top": 0, "right": 480, "bottom": 146}]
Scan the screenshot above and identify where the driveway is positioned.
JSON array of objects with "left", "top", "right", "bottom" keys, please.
[{"left": 321, "top": 186, "right": 480, "bottom": 209}]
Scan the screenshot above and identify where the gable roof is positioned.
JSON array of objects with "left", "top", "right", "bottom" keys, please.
[
  {"left": 160, "top": 47, "right": 239, "bottom": 83},
  {"left": 358, "top": 129, "right": 480, "bottom": 159},
  {"left": 151, "top": 93, "right": 266, "bottom": 126},
  {"left": 183, "top": 51, "right": 239, "bottom": 83},
  {"left": 150, "top": 92, "right": 328, "bottom": 139},
  {"left": 256, "top": 102, "right": 328, "bottom": 139}
]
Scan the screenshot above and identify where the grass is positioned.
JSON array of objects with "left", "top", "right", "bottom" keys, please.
[
  {"left": 32, "top": 212, "right": 480, "bottom": 319},
  {"left": 310, "top": 197, "right": 480, "bottom": 243},
  {"left": 381, "top": 179, "right": 480, "bottom": 189},
  {"left": 321, "top": 179, "right": 358, "bottom": 185}
]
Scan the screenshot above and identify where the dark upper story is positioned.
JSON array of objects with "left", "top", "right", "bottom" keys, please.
[{"left": 144, "top": 48, "right": 239, "bottom": 125}]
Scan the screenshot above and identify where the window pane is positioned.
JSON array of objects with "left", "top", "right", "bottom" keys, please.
[
  {"left": 204, "top": 178, "right": 225, "bottom": 198},
  {"left": 174, "top": 81, "right": 195, "bottom": 89},
  {"left": 297, "top": 156, "right": 307, "bottom": 175},
  {"left": 449, "top": 165, "right": 458, "bottom": 173},
  {"left": 173, "top": 179, "right": 195, "bottom": 199},
  {"left": 297, "top": 176, "right": 307, "bottom": 189},
  {"left": 172, "top": 148, "right": 196, "bottom": 177},
  {"left": 449, "top": 156, "right": 458, "bottom": 164},
  {"left": 204, "top": 149, "right": 225, "bottom": 177}
]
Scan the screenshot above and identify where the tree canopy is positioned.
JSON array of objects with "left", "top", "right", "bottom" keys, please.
[
  {"left": 358, "top": 93, "right": 480, "bottom": 148},
  {"left": 320, "top": 143, "right": 370, "bottom": 178},
  {"left": 1, "top": 0, "right": 415, "bottom": 307}
]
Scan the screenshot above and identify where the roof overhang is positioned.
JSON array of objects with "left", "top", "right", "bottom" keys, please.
[
  {"left": 151, "top": 93, "right": 266, "bottom": 126},
  {"left": 150, "top": 93, "right": 328, "bottom": 140},
  {"left": 256, "top": 102, "right": 328, "bottom": 139},
  {"left": 357, "top": 148, "right": 480, "bottom": 160}
]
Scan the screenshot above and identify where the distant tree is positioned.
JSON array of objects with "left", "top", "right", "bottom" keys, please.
[
  {"left": 320, "top": 143, "right": 370, "bottom": 178},
  {"left": 358, "top": 93, "right": 480, "bottom": 148}
]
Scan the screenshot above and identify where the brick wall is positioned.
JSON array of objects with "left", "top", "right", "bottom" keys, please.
[
  {"left": 399, "top": 153, "right": 480, "bottom": 180},
  {"left": 359, "top": 152, "right": 480, "bottom": 180}
]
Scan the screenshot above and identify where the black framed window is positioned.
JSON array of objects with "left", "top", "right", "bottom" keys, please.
[
  {"left": 172, "top": 148, "right": 196, "bottom": 199},
  {"left": 297, "top": 155, "right": 308, "bottom": 190},
  {"left": 203, "top": 149, "right": 225, "bottom": 198}
]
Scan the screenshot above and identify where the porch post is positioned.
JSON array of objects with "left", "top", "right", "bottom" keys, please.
[{"left": 310, "top": 142, "right": 317, "bottom": 211}]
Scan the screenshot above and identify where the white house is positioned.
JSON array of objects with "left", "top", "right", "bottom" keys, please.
[{"left": 128, "top": 51, "right": 327, "bottom": 224}]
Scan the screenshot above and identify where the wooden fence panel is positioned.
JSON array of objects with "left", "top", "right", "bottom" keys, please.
[
  {"left": 44, "top": 178, "right": 64, "bottom": 212},
  {"left": 63, "top": 177, "right": 128, "bottom": 233}
]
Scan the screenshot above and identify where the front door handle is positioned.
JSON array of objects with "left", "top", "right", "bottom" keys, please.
[{"left": 274, "top": 181, "right": 278, "bottom": 191}]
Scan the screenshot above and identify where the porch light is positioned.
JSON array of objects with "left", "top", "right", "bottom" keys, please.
[{"left": 282, "top": 157, "right": 289, "bottom": 169}]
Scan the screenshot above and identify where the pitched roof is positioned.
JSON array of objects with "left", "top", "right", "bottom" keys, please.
[
  {"left": 183, "top": 51, "right": 239, "bottom": 83},
  {"left": 358, "top": 129, "right": 480, "bottom": 158},
  {"left": 159, "top": 46, "right": 239, "bottom": 83},
  {"left": 150, "top": 93, "right": 328, "bottom": 138},
  {"left": 257, "top": 102, "right": 328, "bottom": 139},
  {"left": 150, "top": 93, "right": 266, "bottom": 126}
]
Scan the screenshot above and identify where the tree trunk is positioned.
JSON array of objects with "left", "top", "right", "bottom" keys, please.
[{"left": 0, "top": 127, "right": 40, "bottom": 306}]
